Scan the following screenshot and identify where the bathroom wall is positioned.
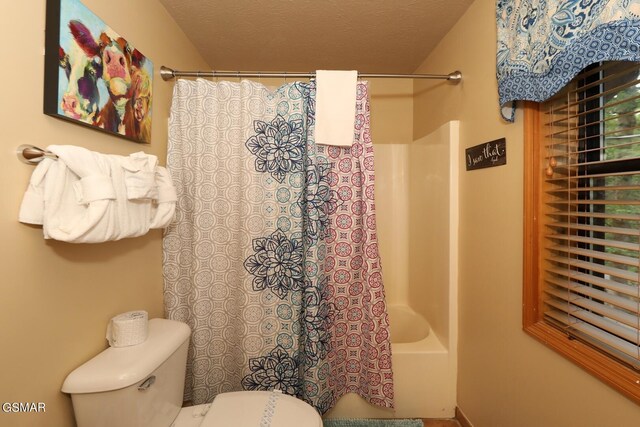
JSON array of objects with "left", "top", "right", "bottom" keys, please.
[
  {"left": 0, "top": 1, "right": 208, "bottom": 426},
  {"left": 413, "top": 0, "right": 640, "bottom": 425},
  {"left": 7, "top": 1, "right": 637, "bottom": 426}
]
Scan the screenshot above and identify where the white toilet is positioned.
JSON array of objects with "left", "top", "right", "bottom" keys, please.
[{"left": 62, "top": 318, "right": 323, "bottom": 427}]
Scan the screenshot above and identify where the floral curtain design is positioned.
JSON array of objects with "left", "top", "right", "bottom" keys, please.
[
  {"left": 497, "top": 0, "right": 640, "bottom": 121},
  {"left": 163, "top": 79, "right": 393, "bottom": 414}
]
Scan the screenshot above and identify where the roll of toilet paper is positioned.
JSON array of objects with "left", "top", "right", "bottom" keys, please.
[{"left": 106, "top": 311, "right": 149, "bottom": 347}]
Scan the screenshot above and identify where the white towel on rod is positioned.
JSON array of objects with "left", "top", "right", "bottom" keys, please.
[{"left": 314, "top": 70, "right": 358, "bottom": 147}]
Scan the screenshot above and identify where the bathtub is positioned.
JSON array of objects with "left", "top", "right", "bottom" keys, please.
[{"left": 323, "top": 304, "right": 457, "bottom": 420}]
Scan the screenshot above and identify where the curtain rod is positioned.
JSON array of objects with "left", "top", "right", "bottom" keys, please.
[{"left": 160, "top": 66, "right": 462, "bottom": 83}]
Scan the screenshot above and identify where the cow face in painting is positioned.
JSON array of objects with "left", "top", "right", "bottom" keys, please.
[
  {"left": 58, "top": 32, "right": 101, "bottom": 122},
  {"left": 67, "top": 20, "right": 139, "bottom": 134},
  {"left": 123, "top": 66, "right": 152, "bottom": 142},
  {"left": 99, "top": 32, "right": 133, "bottom": 100},
  {"left": 68, "top": 20, "right": 133, "bottom": 103}
]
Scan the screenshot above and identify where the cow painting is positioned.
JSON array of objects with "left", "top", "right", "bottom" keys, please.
[{"left": 44, "top": 0, "right": 153, "bottom": 143}]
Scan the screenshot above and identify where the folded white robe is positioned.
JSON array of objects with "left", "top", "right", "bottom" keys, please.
[
  {"left": 19, "top": 145, "right": 176, "bottom": 243},
  {"left": 122, "top": 151, "right": 159, "bottom": 200}
]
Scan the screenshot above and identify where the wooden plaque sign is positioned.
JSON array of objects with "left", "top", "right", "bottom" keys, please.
[{"left": 465, "top": 138, "right": 506, "bottom": 171}]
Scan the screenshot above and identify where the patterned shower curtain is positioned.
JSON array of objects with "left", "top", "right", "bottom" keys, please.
[{"left": 163, "top": 79, "right": 393, "bottom": 413}]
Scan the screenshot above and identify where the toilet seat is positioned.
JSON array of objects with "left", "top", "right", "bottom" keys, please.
[{"left": 199, "top": 390, "right": 322, "bottom": 427}]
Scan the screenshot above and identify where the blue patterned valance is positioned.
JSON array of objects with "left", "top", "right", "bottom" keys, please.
[{"left": 496, "top": 0, "right": 640, "bottom": 121}]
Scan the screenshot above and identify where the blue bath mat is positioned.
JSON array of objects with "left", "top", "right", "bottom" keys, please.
[{"left": 322, "top": 419, "right": 422, "bottom": 427}]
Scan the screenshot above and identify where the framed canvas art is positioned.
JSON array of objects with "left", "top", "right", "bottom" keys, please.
[{"left": 44, "top": 0, "right": 153, "bottom": 143}]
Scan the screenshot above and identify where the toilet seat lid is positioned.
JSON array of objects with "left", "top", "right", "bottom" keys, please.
[{"left": 200, "top": 390, "right": 322, "bottom": 427}]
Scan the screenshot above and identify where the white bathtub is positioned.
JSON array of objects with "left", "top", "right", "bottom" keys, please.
[{"left": 323, "top": 304, "right": 456, "bottom": 420}]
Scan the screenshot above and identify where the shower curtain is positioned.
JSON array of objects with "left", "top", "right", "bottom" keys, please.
[{"left": 163, "top": 78, "right": 393, "bottom": 413}]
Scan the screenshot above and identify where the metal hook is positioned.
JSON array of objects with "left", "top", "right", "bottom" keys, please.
[{"left": 17, "top": 144, "right": 58, "bottom": 164}]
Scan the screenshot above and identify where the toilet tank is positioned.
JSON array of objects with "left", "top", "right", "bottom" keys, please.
[{"left": 62, "top": 318, "right": 191, "bottom": 427}]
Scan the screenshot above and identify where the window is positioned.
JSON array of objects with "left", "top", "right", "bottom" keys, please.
[{"left": 524, "top": 62, "right": 640, "bottom": 403}]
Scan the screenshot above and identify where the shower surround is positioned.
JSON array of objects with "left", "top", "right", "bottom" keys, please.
[{"left": 326, "top": 120, "right": 459, "bottom": 419}]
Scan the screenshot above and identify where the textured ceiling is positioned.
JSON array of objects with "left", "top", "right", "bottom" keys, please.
[{"left": 159, "top": 0, "right": 473, "bottom": 73}]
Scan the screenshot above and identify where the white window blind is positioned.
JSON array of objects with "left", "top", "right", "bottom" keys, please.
[{"left": 542, "top": 62, "right": 640, "bottom": 370}]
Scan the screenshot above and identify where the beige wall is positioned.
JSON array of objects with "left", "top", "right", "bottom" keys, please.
[
  {"left": 0, "top": 1, "right": 208, "bottom": 426},
  {"left": 413, "top": 0, "right": 640, "bottom": 425}
]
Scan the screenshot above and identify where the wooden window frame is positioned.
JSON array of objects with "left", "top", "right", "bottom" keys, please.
[{"left": 523, "top": 101, "right": 640, "bottom": 404}]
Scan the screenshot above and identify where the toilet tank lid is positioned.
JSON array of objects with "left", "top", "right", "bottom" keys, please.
[{"left": 61, "top": 318, "right": 190, "bottom": 394}]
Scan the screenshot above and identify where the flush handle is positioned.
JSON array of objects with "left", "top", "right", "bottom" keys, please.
[{"left": 138, "top": 375, "right": 156, "bottom": 391}]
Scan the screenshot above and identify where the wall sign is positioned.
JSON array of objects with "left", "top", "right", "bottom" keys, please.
[{"left": 465, "top": 138, "right": 506, "bottom": 171}]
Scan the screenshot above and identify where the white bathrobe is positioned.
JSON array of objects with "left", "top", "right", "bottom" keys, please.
[{"left": 19, "top": 145, "right": 176, "bottom": 243}]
